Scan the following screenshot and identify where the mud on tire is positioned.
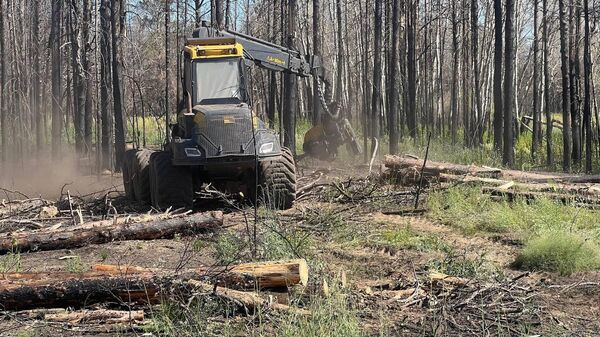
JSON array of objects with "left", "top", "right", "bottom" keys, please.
[
  {"left": 149, "top": 151, "right": 193, "bottom": 210},
  {"left": 256, "top": 147, "right": 296, "bottom": 210}
]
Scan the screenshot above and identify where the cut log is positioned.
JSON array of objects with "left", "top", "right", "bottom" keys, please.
[
  {"left": 0, "top": 259, "right": 308, "bottom": 310},
  {"left": 93, "top": 258, "right": 309, "bottom": 289},
  {"left": 0, "top": 211, "right": 223, "bottom": 254},
  {"left": 384, "top": 155, "right": 502, "bottom": 181}
]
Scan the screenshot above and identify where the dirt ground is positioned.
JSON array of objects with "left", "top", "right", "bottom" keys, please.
[{"left": 1, "top": 158, "right": 599, "bottom": 336}]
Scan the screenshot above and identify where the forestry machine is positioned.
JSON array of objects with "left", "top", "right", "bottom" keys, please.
[{"left": 122, "top": 22, "right": 361, "bottom": 210}]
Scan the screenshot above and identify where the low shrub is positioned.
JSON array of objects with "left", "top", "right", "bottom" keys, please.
[{"left": 513, "top": 231, "right": 600, "bottom": 275}]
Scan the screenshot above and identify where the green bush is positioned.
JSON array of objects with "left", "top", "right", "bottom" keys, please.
[{"left": 513, "top": 232, "right": 600, "bottom": 275}]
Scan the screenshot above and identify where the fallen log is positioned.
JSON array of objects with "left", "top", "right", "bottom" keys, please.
[
  {"left": 8, "top": 308, "right": 145, "bottom": 323},
  {"left": 44, "top": 309, "right": 144, "bottom": 324},
  {"left": 0, "top": 211, "right": 223, "bottom": 254},
  {"left": 0, "top": 259, "right": 308, "bottom": 310},
  {"left": 482, "top": 187, "right": 600, "bottom": 206},
  {"left": 384, "top": 155, "right": 502, "bottom": 181},
  {"left": 440, "top": 173, "right": 600, "bottom": 197},
  {"left": 386, "top": 155, "right": 600, "bottom": 186}
]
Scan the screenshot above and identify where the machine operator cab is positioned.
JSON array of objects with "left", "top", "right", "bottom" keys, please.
[
  {"left": 182, "top": 37, "right": 247, "bottom": 107},
  {"left": 172, "top": 37, "right": 281, "bottom": 165}
]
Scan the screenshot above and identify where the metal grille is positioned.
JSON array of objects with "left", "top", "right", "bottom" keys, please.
[{"left": 196, "top": 116, "right": 254, "bottom": 156}]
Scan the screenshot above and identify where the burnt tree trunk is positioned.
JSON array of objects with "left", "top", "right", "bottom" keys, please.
[
  {"left": 50, "top": 0, "right": 63, "bottom": 159},
  {"left": 372, "top": 0, "right": 383, "bottom": 148},
  {"left": 283, "top": 0, "right": 298, "bottom": 154},
  {"left": 32, "top": 0, "right": 42, "bottom": 151},
  {"left": 451, "top": 1, "right": 459, "bottom": 145},
  {"left": 312, "top": 0, "right": 321, "bottom": 126},
  {"left": 82, "top": 0, "right": 93, "bottom": 153},
  {"left": 389, "top": 0, "right": 400, "bottom": 154},
  {"left": 70, "top": 0, "right": 85, "bottom": 154},
  {"left": 493, "top": 0, "right": 503, "bottom": 151},
  {"left": 471, "top": 0, "right": 482, "bottom": 145},
  {"left": 543, "top": 0, "right": 553, "bottom": 166},
  {"left": 0, "top": 0, "right": 5, "bottom": 162},
  {"left": 406, "top": 0, "right": 417, "bottom": 139},
  {"left": 559, "top": 0, "right": 572, "bottom": 171},
  {"left": 215, "top": 0, "right": 224, "bottom": 27},
  {"left": 532, "top": 0, "right": 541, "bottom": 159},
  {"left": 100, "top": 0, "right": 113, "bottom": 170},
  {"left": 583, "top": 0, "right": 592, "bottom": 172},
  {"left": 569, "top": 0, "right": 581, "bottom": 165},
  {"left": 111, "top": 0, "right": 126, "bottom": 171},
  {"left": 503, "top": 0, "right": 515, "bottom": 166}
]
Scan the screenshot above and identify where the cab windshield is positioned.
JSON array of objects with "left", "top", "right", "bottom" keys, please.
[{"left": 193, "top": 58, "right": 242, "bottom": 104}]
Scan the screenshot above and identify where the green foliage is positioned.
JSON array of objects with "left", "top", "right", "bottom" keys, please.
[
  {"left": 513, "top": 232, "right": 600, "bottom": 275},
  {"left": 64, "top": 256, "right": 86, "bottom": 273},
  {"left": 375, "top": 227, "right": 450, "bottom": 252},
  {"left": 0, "top": 249, "right": 22, "bottom": 273},
  {"left": 428, "top": 186, "right": 599, "bottom": 235},
  {"left": 429, "top": 251, "right": 494, "bottom": 279},
  {"left": 126, "top": 116, "right": 166, "bottom": 147},
  {"left": 259, "top": 207, "right": 314, "bottom": 260},
  {"left": 277, "top": 282, "right": 363, "bottom": 337},
  {"left": 428, "top": 186, "right": 511, "bottom": 234},
  {"left": 99, "top": 249, "right": 110, "bottom": 262},
  {"left": 428, "top": 186, "right": 600, "bottom": 275},
  {"left": 147, "top": 297, "right": 237, "bottom": 336},
  {"left": 214, "top": 232, "right": 246, "bottom": 265}
]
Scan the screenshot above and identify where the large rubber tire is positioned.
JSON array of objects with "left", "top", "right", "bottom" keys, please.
[
  {"left": 122, "top": 149, "right": 137, "bottom": 200},
  {"left": 149, "top": 151, "right": 193, "bottom": 210},
  {"left": 132, "top": 149, "right": 153, "bottom": 204},
  {"left": 257, "top": 147, "right": 297, "bottom": 210}
]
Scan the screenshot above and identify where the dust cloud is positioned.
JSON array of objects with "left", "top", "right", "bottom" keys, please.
[{"left": 0, "top": 154, "right": 122, "bottom": 200}]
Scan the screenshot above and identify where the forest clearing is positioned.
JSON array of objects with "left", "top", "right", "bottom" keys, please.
[
  {"left": 0, "top": 152, "right": 599, "bottom": 336},
  {"left": 2, "top": 0, "right": 600, "bottom": 335}
]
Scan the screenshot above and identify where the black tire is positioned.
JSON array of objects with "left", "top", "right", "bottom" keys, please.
[
  {"left": 132, "top": 149, "right": 153, "bottom": 204},
  {"left": 256, "top": 147, "right": 296, "bottom": 210},
  {"left": 149, "top": 151, "right": 193, "bottom": 210},
  {"left": 122, "top": 149, "right": 137, "bottom": 200}
]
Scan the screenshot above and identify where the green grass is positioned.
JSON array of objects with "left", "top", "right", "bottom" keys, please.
[
  {"left": 429, "top": 251, "right": 495, "bottom": 279},
  {"left": 512, "top": 232, "right": 600, "bottom": 275},
  {"left": 428, "top": 186, "right": 600, "bottom": 275},
  {"left": 276, "top": 281, "right": 363, "bottom": 337},
  {"left": 147, "top": 297, "right": 237, "bottom": 336},
  {"left": 374, "top": 227, "right": 450, "bottom": 253}
]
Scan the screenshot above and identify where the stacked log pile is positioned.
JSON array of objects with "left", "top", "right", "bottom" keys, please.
[{"left": 384, "top": 155, "right": 600, "bottom": 206}]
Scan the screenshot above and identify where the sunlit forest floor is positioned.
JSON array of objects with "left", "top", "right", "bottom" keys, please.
[{"left": 1, "top": 149, "right": 599, "bottom": 336}]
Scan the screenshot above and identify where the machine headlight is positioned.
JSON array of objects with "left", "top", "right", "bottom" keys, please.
[{"left": 259, "top": 142, "right": 274, "bottom": 154}]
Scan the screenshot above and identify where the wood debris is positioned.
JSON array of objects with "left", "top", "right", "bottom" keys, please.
[{"left": 0, "top": 259, "right": 308, "bottom": 310}]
